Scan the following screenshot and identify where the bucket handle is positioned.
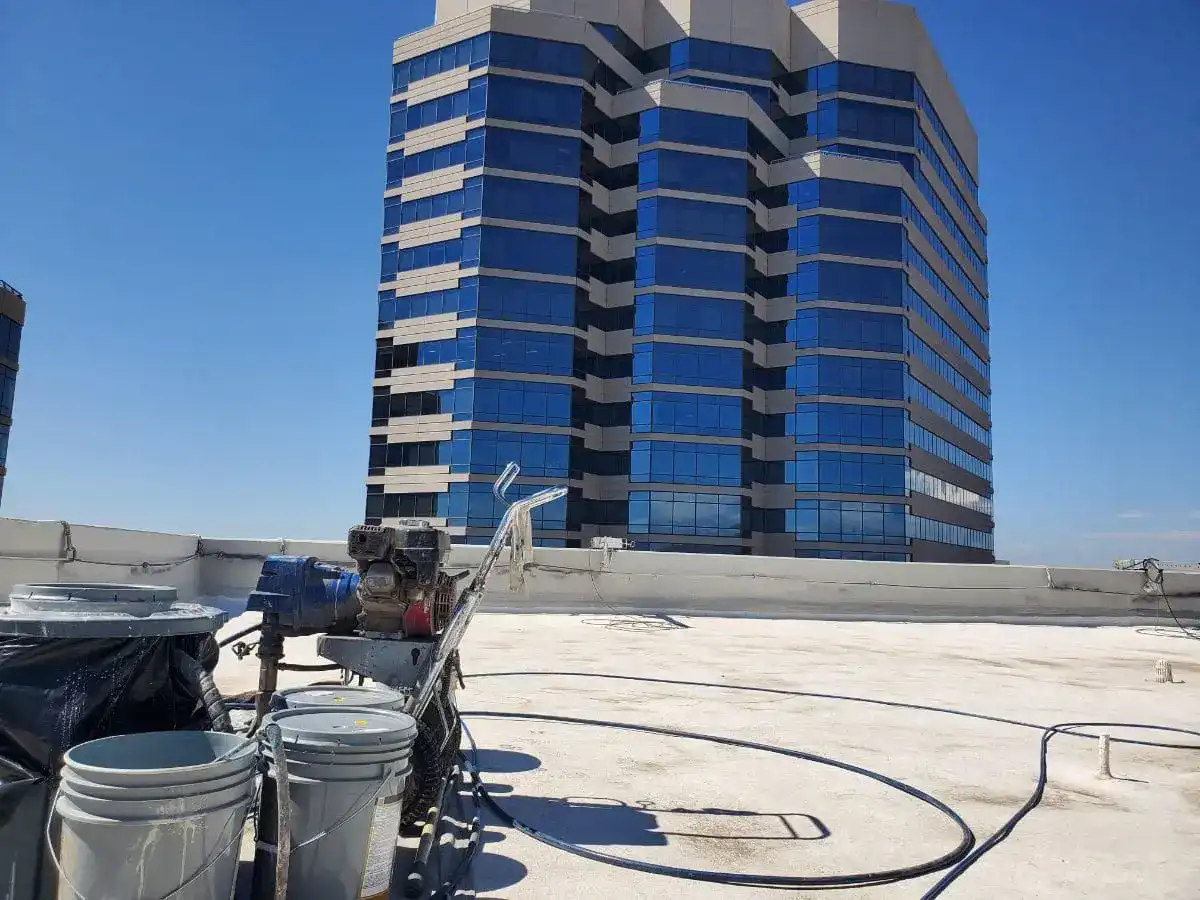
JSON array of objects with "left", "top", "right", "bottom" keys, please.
[{"left": 45, "top": 781, "right": 258, "bottom": 900}]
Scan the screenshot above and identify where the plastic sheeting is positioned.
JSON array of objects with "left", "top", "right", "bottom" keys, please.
[{"left": 0, "top": 635, "right": 214, "bottom": 900}]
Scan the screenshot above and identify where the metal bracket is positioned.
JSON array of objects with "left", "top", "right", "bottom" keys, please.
[{"left": 317, "top": 634, "right": 435, "bottom": 691}]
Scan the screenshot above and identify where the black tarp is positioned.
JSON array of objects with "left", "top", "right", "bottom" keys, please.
[{"left": 0, "top": 635, "right": 214, "bottom": 900}]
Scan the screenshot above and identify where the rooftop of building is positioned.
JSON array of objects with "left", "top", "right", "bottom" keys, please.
[{"left": 213, "top": 611, "right": 1199, "bottom": 898}]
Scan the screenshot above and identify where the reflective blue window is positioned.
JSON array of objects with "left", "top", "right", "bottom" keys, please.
[
  {"left": 794, "top": 62, "right": 914, "bottom": 102},
  {"left": 365, "top": 491, "right": 447, "bottom": 521},
  {"left": 389, "top": 102, "right": 407, "bottom": 142},
  {"left": 384, "top": 177, "right": 483, "bottom": 234},
  {"left": 400, "top": 130, "right": 484, "bottom": 180},
  {"left": 906, "top": 245, "right": 987, "bottom": 344},
  {"left": 482, "top": 176, "right": 579, "bottom": 227},
  {"left": 369, "top": 440, "right": 447, "bottom": 469},
  {"left": 633, "top": 293, "right": 744, "bottom": 340},
  {"left": 797, "top": 549, "right": 910, "bottom": 562},
  {"left": 633, "top": 342, "right": 744, "bottom": 389},
  {"left": 902, "top": 195, "right": 986, "bottom": 305},
  {"left": 484, "top": 128, "right": 581, "bottom": 178},
  {"left": 789, "top": 450, "right": 906, "bottom": 495},
  {"left": 914, "top": 161, "right": 984, "bottom": 246},
  {"left": 631, "top": 391, "right": 742, "bottom": 437},
  {"left": 906, "top": 332, "right": 989, "bottom": 412},
  {"left": 451, "top": 429, "right": 571, "bottom": 477},
  {"left": 790, "top": 178, "right": 901, "bottom": 216},
  {"left": 386, "top": 150, "right": 404, "bottom": 188},
  {"left": 790, "top": 355, "right": 906, "bottom": 400},
  {"left": 0, "top": 423, "right": 9, "bottom": 468},
  {"left": 913, "top": 169, "right": 986, "bottom": 275},
  {"left": 635, "top": 244, "right": 746, "bottom": 293},
  {"left": 652, "top": 38, "right": 775, "bottom": 80},
  {"left": 640, "top": 107, "right": 747, "bottom": 152},
  {"left": 629, "top": 490, "right": 744, "bottom": 537},
  {"left": 907, "top": 377, "right": 991, "bottom": 448},
  {"left": 791, "top": 308, "right": 904, "bottom": 353},
  {"left": 915, "top": 82, "right": 977, "bottom": 198},
  {"left": 915, "top": 130, "right": 981, "bottom": 237},
  {"left": 789, "top": 401, "right": 906, "bottom": 448},
  {"left": 0, "top": 364, "right": 15, "bottom": 418},
  {"left": 790, "top": 499, "right": 908, "bottom": 545},
  {"left": 406, "top": 80, "right": 486, "bottom": 131},
  {"left": 393, "top": 33, "right": 489, "bottom": 92},
  {"left": 486, "top": 75, "right": 582, "bottom": 128},
  {"left": 792, "top": 215, "right": 904, "bottom": 262},
  {"left": 479, "top": 226, "right": 578, "bottom": 277},
  {"left": 470, "top": 327, "right": 575, "bottom": 376},
  {"left": 804, "top": 99, "right": 915, "bottom": 145},
  {"left": 631, "top": 440, "right": 742, "bottom": 487},
  {"left": 638, "top": 149, "right": 746, "bottom": 197},
  {"left": 637, "top": 196, "right": 747, "bottom": 245},
  {"left": 490, "top": 33, "right": 583, "bottom": 78},
  {"left": 381, "top": 230, "right": 473, "bottom": 280},
  {"left": 454, "top": 378, "right": 573, "bottom": 426},
  {"left": 0, "top": 316, "right": 20, "bottom": 363},
  {"left": 466, "top": 276, "right": 576, "bottom": 326},
  {"left": 908, "top": 514, "right": 992, "bottom": 550},
  {"left": 906, "top": 284, "right": 988, "bottom": 379},
  {"left": 447, "top": 481, "right": 567, "bottom": 529},
  {"left": 791, "top": 261, "right": 904, "bottom": 307},
  {"left": 378, "top": 284, "right": 464, "bottom": 326},
  {"left": 906, "top": 420, "right": 991, "bottom": 481}
]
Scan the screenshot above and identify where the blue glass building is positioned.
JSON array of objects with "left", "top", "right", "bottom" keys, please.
[
  {"left": 368, "top": 0, "right": 994, "bottom": 562},
  {"left": 0, "top": 280, "right": 24, "bottom": 508}
]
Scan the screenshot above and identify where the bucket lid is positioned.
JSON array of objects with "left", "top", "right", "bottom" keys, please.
[
  {"left": 277, "top": 685, "right": 407, "bottom": 710},
  {"left": 263, "top": 707, "right": 419, "bottom": 751},
  {"left": 0, "top": 583, "right": 228, "bottom": 637}
]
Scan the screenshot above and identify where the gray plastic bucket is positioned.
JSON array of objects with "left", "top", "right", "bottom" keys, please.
[
  {"left": 271, "top": 684, "right": 407, "bottom": 712},
  {"left": 53, "top": 731, "right": 257, "bottom": 900},
  {"left": 251, "top": 707, "right": 418, "bottom": 900}
]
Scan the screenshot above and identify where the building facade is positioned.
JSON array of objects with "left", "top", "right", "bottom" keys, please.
[
  {"left": 0, "top": 281, "right": 24, "bottom": 508},
  {"left": 368, "top": 0, "right": 994, "bottom": 562}
]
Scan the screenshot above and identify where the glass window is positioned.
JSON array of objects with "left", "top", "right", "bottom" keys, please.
[
  {"left": 906, "top": 283, "right": 988, "bottom": 379},
  {"left": 789, "top": 401, "right": 906, "bottom": 448},
  {"left": 790, "top": 355, "right": 906, "bottom": 400},
  {"left": 789, "top": 499, "right": 908, "bottom": 545},
  {"left": 633, "top": 293, "right": 744, "bottom": 340},
  {"left": 790, "top": 178, "right": 901, "bottom": 216},
  {"left": 789, "top": 450, "right": 906, "bottom": 495},
  {"left": 833, "top": 99, "right": 915, "bottom": 145},
  {"left": 635, "top": 244, "right": 747, "bottom": 293},
  {"left": 655, "top": 38, "right": 775, "bottom": 80},
  {"left": 640, "top": 106, "right": 748, "bottom": 152},
  {"left": 479, "top": 226, "right": 579, "bottom": 277},
  {"left": 629, "top": 490, "right": 744, "bottom": 537},
  {"left": 386, "top": 150, "right": 404, "bottom": 188},
  {"left": 401, "top": 129, "right": 484, "bottom": 180},
  {"left": 451, "top": 429, "right": 571, "bottom": 477},
  {"left": 393, "top": 33, "right": 490, "bottom": 93},
  {"left": 365, "top": 491, "right": 447, "bottom": 521},
  {"left": 466, "top": 276, "right": 576, "bottom": 326},
  {"left": 384, "top": 177, "right": 482, "bottom": 234},
  {"left": 0, "top": 364, "right": 15, "bottom": 418},
  {"left": 790, "top": 261, "right": 904, "bottom": 307},
  {"left": 0, "top": 423, "right": 9, "bottom": 468},
  {"left": 454, "top": 378, "right": 574, "bottom": 426},
  {"left": 375, "top": 338, "right": 457, "bottom": 373},
  {"left": 405, "top": 86, "right": 475, "bottom": 132},
  {"left": 486, "top": 75, "right": 583, "bottom": 128},
  {"left": 381, "top": 226, "right": 480, "bottom": 279},
  {"left": 482, "top": 176, "right": 579, "bottom": 227},
  {"left": 0, "top": 316, "right": 20, "bottom": 363},
  {"left": 901, "top": 195, "right": 986, "bottom": 308},
  {"left": 447, "top": 481, "right": 567, "bottom": 529},
  {"left": 905, "top": 332, "right": 989, "bottom": 413},
  {"left": 472, "top": 327, "right": 575, "bottom": 376},
  {"left": 907, "top": 513, "right": 992, "bottom": 550},
  {"left": 792, "top": 215, "right": 904, "bottom": 262},
  {"left": 631, "top": 391, "right": 742, "bottom": 437},
  {"left": 907, "top": 376, "right": 991, "bottom": 447},
  {"left": 369, "top": 439, "right": 446, "bottom": 469},
  {"left": 372, "top": 389, "right": 448, "bottom": 424},
  {"left": 913, "top": 168, "right": 986, "bottom": 277},
  {"left": 906, "top": 420, "right": 991, "bottom": 481},
  {"left": 792, "top": 61, "right": 914, "bottom": 101},
  {"left": 632, "top": 342, "right": 744, "bottom": 389},
  {"left": 791, "top": 308, "right": 904, "bottom": 353},
  {"left": 907, "top": 467, "right": 993, "bottom": 516},
  {"left": 915, "top": 82, "right": 978, "bottom": 198},
  {"left": 378, "top": 282, "right": 466, "bottom": 326},
  {"left": 637, "top": 196, "right": 747, "bottom": 245},
  {"left": 484, "top": 128, "right": 581, "bottom": 178},
  {"left": 639, "top": 149, "right": 746, "bottom": 197},
  {"left": 630, "top": 440, "right": 743, "bottom": 487},
  {"left": 906, "top": 244, "right": 987, "bottom": 346},
  {"left": 489, "top": 33, "right": 582, "bottom": 78}
]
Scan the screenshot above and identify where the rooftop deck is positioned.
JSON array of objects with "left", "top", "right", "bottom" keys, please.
[{"left": 215, "top": 613, "right": 1199, "bottom": 898}]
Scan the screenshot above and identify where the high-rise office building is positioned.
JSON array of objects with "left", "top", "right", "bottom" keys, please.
[
  {"left": 368, "top": 0, "right": 993, "bottom": 562},
  {"left": 0, "top": 280, "right": 24, "bottom": 508}
]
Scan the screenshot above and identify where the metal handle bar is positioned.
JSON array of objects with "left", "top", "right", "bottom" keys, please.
[{"left": 406, "top": 465, "right": 566, "bottom": 720}]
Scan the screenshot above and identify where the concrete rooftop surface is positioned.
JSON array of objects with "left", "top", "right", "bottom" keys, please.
[{"left": 216, "top": 613, "right": 1200, "bottom": 899}]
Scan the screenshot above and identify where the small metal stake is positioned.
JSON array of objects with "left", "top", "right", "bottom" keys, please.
[
  {"left": 1097, "top": 733, "right": 1113, "bottom": 779},
  {"left": 1154, "top": 659, "right": 1175, "bottom": 683}
]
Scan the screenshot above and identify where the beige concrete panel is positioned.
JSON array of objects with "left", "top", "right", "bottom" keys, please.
[
  {"left": 407, "top": 6, "right": 494, "bottom": 56},
  {"left": 394, "top": 168, "right": 472, "bottom": 201},
  {"left": 402, "top": 118, "right": 470, "bottom": 155},
  {"left": 644, "top": 0, "right": 689, "bottom": 47},
  {"left": 387, "top": 320, "right": 462, "bottom": 342},
  {"left": 379, "top": 312, "right": 459, "bottom": 340},
  {"left": 405, "top": 69, "right": 476, "bottom": 105},
  {"left": 392, "top": 218, "right": 474, "bottom": 248},
  {"left": 790, "top": 0, "right": 840, "bottom": 67}
]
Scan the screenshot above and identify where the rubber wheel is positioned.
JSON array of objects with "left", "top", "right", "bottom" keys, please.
[{"left": 401, "top": 716, "right": 462, "bottom": 828}]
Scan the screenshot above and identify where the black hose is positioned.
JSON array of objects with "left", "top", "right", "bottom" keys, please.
[
  {"left": 218, "top": 622, "right": 261, "bottom": 648},
  {"left": 277, "top": 662, "right": 342, "bottom": 672},
  {"left": 460, "top": 713, "right": 975, "bottom": 889},
  {"left": 458, "top": 671, "right": 1200, "bottom": 895},
  {"left": 174, "top": 649, "right": 233, "bottom": 733}
]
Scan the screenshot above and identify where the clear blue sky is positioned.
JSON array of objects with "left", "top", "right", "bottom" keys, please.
[{"left": 1, "top": 0, "right": 1197, "bottom": 566}]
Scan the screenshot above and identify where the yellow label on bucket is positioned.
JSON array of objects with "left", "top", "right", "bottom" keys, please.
[{"left": 354, "top": 720, "right": 368, "bottom": 726}]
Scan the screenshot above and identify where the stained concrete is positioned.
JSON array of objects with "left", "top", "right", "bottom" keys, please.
[{"left": 215, "top": 614, "right": 1200, "bottom": 899}]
